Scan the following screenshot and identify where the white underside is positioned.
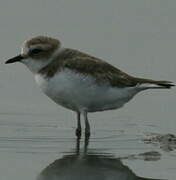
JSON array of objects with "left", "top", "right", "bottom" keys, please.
[{"left": 35, "top": 69, "right": 141, "bottom": 113}]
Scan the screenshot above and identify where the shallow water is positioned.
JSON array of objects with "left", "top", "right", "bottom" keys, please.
[
  {"left": 0, "top": 107, "right": 176, "bottom": 180},
  {"left": 0, "top": 0, "right": 176, "bottom": 180}
]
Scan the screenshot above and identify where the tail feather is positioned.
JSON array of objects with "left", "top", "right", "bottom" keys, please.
[
  {"left": 134, "top": 78, "right": 175, "bottom": 89},
  {"left": 151, "top": 80, "right": 175, "bottom": 89}
]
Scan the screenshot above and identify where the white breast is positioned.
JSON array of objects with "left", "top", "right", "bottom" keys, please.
[{"left": 35, "top": 69, "right": 138, "bottom": 112}]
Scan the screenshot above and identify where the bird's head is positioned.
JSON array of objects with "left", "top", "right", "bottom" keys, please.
[{"left": 5, "top": 36, "right": 61, "bottom": 73}]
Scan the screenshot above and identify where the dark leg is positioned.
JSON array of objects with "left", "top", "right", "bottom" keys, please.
[
  {"left": 75, "top": 112, "right": 81, "bottom": 138},
  {"left": 76, "top": 136, "right": 81, "bottom": 154},
  {"left": 83, "top": 111, "right": 90, "bottom": 137},
  {"left": 84, "top": 133, "right": 90, "bottom": 154}
]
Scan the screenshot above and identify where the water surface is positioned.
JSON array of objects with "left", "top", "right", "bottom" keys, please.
[{"left": 0, "top": 0, "right": 176, "bottom": 180}]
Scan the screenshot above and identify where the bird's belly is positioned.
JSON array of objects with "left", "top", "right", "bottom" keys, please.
[{"left": 35, "top": 70, "right": 137, "bottom": 112}]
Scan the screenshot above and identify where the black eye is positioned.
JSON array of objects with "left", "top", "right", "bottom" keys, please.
[{"left": 30, "top": 49, "right": 43, "bottom": 55}]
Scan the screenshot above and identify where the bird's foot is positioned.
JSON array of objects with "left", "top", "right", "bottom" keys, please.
[
  {"left": 75, "top": 128, "right": 82, "bottom": 139},
  {"left": 85, "top": 130, "right": 90, "bottom": 138}
]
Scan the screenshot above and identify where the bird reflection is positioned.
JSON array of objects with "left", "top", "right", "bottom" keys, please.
[{"left": 37, "top": 137, "right": 161, "bottom": 180}]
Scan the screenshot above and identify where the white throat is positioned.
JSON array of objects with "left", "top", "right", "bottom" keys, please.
[
  {"left": 21, "top": 46, "right": 65, "bottom": 74},
  {"left": 21, "top": 58, "right": 52, "bottom": 74}
]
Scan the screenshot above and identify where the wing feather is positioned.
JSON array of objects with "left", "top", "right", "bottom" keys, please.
[{"left": 40, "top": 48, "right": 174, "bottom": 88}]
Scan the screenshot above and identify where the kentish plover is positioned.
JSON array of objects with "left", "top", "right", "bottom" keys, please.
[{"left": 5, "top": 36, "right": 174, "bottom": 137}]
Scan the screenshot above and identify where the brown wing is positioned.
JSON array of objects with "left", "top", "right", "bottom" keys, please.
[
  {"left": 40, "top": 48, "right": 174, "bottom": 88},
  {"left": 60, "top": 49, "right": 137, "bottom": 87}
]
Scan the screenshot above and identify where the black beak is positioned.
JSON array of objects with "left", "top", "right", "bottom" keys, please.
[{"left": 5, "top": 55, "right": 24, "bottom": 64}]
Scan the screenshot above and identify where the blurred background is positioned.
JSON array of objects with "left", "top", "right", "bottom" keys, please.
[{"left": 0, "top": 0, "right": 176, "bottom": 180}]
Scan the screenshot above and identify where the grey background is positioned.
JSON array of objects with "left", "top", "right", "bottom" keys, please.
[{"left": 0, "top": 0, "right": 176, "bottom": 180}]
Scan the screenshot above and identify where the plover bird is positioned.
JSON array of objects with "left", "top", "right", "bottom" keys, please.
[{"left": 5, "top": 36, "right": 174, "bottom": 137}]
